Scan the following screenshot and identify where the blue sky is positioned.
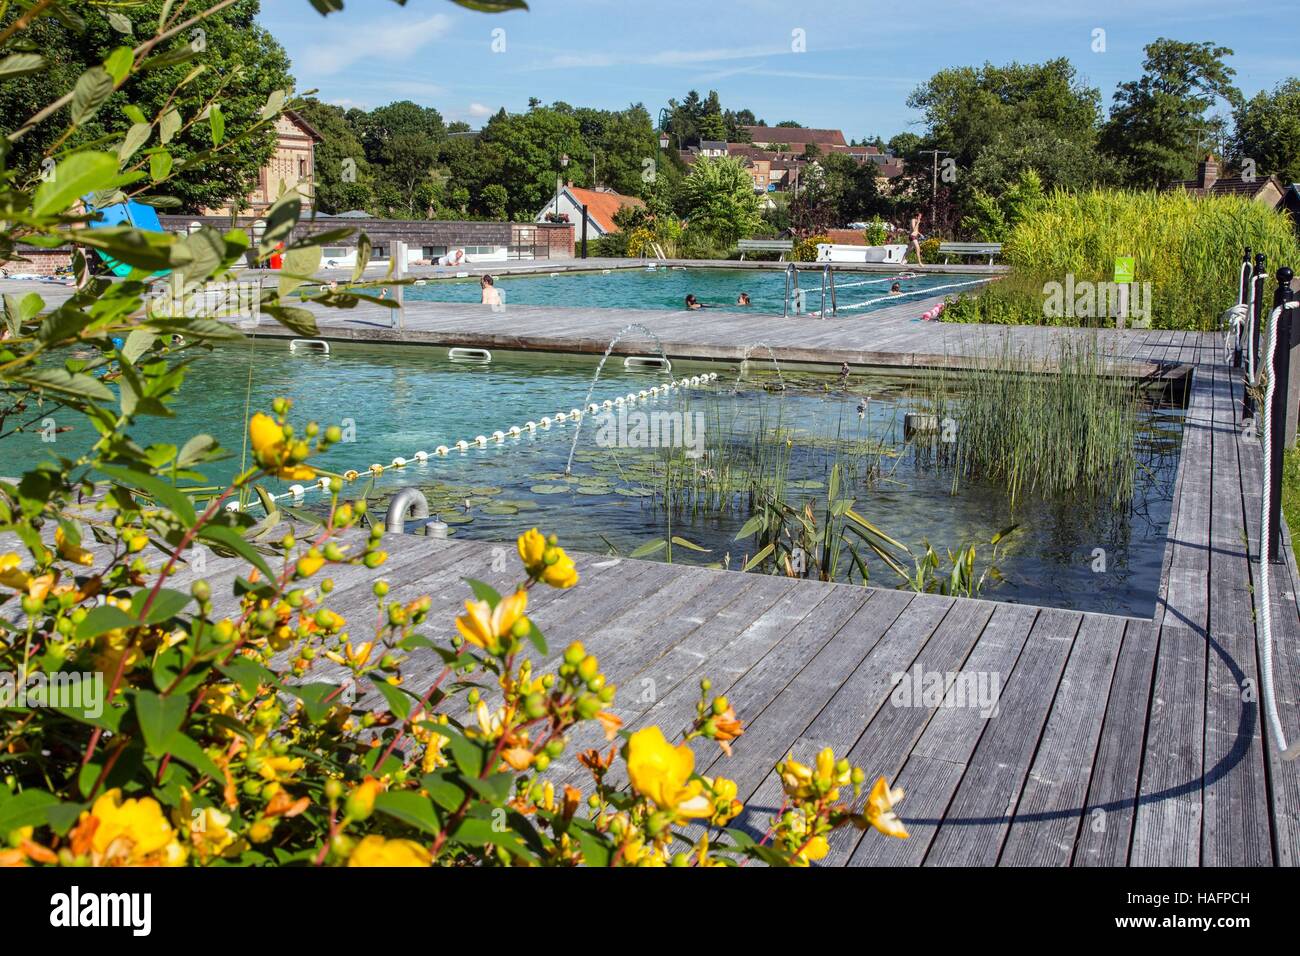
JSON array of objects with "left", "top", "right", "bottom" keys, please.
[{"left": 257, "top": 0, "right": 1298, "bottom": 137}]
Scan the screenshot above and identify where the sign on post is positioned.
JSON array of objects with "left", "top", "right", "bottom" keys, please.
[{"left": 1113, "top": 256, "right": 1135, "bottom": 329}]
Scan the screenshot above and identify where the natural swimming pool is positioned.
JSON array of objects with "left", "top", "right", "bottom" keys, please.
[
  {"left": 8, "top": 341, "right": 1182, "bottom": 617},
  {"left": 399, "top": 266, "right": 989, "bottom": 315}
]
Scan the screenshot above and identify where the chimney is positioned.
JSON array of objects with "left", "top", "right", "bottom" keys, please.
[{"left": 1198, "top": 154, "right": 1219, "bottom": 190}]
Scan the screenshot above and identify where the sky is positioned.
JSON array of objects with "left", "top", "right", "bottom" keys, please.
[{"left": 256, "top": 0, "right": 1299, "bottom": 138}]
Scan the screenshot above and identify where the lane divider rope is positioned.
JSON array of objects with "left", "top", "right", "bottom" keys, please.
[{"left": 233, "top": 372, "right": 720, "bottom": 513}]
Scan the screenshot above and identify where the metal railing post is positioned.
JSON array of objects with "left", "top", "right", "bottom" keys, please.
[
  {"left": 1268, "top": 266, "right": 1294, "bottom": 561},
  {"left": 1246, "top": 253, "right": 1267, "bottom": 419}
]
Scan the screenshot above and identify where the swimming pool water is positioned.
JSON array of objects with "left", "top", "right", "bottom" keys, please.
[
  {"left": 401, "top": 266, "right": 983, "bottom": 315},
  {"left": 4, "top": 343, "right": 1181, "bottom": 617}
]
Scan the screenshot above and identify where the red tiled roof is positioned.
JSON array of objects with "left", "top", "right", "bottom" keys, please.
[
  {"left": 741, "top": 126, "right": 847, "bottom": 147},
  {"left": 565, "top": 186, "right": 644, "bottom": 233}
]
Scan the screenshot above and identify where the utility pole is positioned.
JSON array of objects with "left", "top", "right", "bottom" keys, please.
[{"left": 918, "top": 149, "right": 949, "bottom": 222}]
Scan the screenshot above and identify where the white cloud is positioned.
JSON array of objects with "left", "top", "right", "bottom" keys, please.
[
  {"left": 296, "top": 13, "right": 454, "bottom": 77},
  {"left": 467, "top": 102, "right": 495, "bottom": 117}
]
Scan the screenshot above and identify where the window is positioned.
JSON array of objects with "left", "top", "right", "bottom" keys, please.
[
  {"left": 298, "top": 158, "right": 307, "bottom": 177},
  {"left": 322, "top": 247, "right": 348, "bottom": 258},
  {"left": 464, "top": 245, "right": 497, "bottom": 255},
  {"left": 371, "top": 245, "right": 389, "bottom": 259},
  {"left": 422, "top": 246, "right": 448, "bottom": 260}
]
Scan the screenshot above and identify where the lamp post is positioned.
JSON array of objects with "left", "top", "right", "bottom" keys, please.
[
  {"left": 656, "top": 108, "right": 679, "bottom": 151},
  {"left": 918, "top": 149, "right": 949, "bottom": 223},
  {"left": 553, "top": 152, "right": 569, "bottom": 217}
]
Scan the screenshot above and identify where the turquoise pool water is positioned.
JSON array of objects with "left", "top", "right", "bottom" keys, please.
[
  {"left": 5, "top": 343, "right": 1181, "bottom": 617},
  {"left": 400, "top": 266, "right": 984, "bottom": 315}
]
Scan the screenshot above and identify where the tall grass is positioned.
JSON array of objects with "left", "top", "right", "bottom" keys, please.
[
  {"left": 945, "top": 188, "right": 1300, "bottom": 331},
  {"left": 918, "top": 335, "right": 1138, "bottom": 509}
]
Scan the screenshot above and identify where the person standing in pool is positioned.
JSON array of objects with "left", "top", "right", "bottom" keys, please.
[
  {"left": 890, "top": 282, "right": 903, "bottom": 295},
  {"left": 685, "top": 294, "right": 703, "bottom": 310},
  {"left": 481, "top": 275, "right": 502, "bottom": 307},
  {"left": 736, "top": 292, "right": 751, "bottom": 306},
  {"left": 909, "top": 213, "right": 925, "bottom": 265}
]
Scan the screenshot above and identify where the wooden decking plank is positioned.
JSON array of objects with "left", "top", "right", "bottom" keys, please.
[
  {"left": 998, "top": 613, "right": 1128, "bottom": 866},
  {"left": 848, "top": 602, "right": 1041, "bottom": 867},
  {"left": 913, "top": 607, "right": 1083, "bottom": 866}
]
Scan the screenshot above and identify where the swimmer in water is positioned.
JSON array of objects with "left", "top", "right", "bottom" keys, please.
[
  {"left": 685, "top": 294, "right": 703, "bottom": 310},
  {"left": 890, "top": 282, "right": 902, "bottom": 295},
  {"left": 480, "top": 275, "right": 502, "bottom": 306},
  {"left": 736, "top": 292, "right": 751, "bottom": 306}
]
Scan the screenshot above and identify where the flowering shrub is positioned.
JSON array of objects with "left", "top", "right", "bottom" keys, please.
[{"left": 0, "top": 0, "right": 907, "bottom": 868}]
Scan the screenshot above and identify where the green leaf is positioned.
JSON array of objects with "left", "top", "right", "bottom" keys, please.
[
  {"left": 177, "top": 434, "right": 220, "bottom": 469},
  {"left": 150, "top": 150, "right": 173, "bottom": 183},
  {"left": 734, "top": 513, "right": 766, "bottom": 540},
  {"left": 464, "top": 578, "right": 501, "bottom": 607},
  {"left": 75, "top": 604, "right": 137, "bottom": 640},
  {"left": 0, "top": 790, "right": 61, "bottom": 835},
  {"left": 450, "top": 0, "right": 529, "bottom": 11},
  {"left": 444, "top": 728, "right": 485, "bottom": 777},
  {"left": 670, "top": 535, "right": 709, "bottom": 552},
  {"left": 629, "top": 539, "right": 667, "bottom": 558},
  {"left": 208, "top": 105, "right": 225, "bottom": 146},
  {"left": 103, "top": 46, "right": 134, "bottom": 84},
  {"left": 286, "top": 683, "right": 340, "bottom": 723},
  {"left": 72, "top": 66, "right": 115, "bottom": 125},
  {"left": 278, "top": 245, "right": 321, "bottom": 297},
  {"left": 0, "top": 53, "right": 45, "bottom": 79},
  {"left": 196, "top": 523, "right": 275, "bottom": 581},
  {"left": 97, "top": 463, "right": 197, "bottom": 525},
  {"left": 132, "top": 587, "right": 190, "bottom": 624},
  {"left": 420, "top": 772, "right": 468, "bottom": 813},
  {"left": 107, "top": 12, "right": 134, "bottom": 35},
  {"left": 160, "top": 108, "right": 181, "bottom": 145},
  {"left": 260, "top": 89, "right": 287, "bottom": 121},
  {"left": 369, "top": 679, "right": 414, "bottom": 722},
  {"left": 741, "top": 541, "right": 775, "bottom": 572},
  {"left": 133, "top": 689, "right": 188, "bottom": 755},
  {"left": 164, "top": 733, "right": 223, "bottom": 780},
  {"left": 119, "top": 122, "right": 151, "bottom": 163},
  {"left": 32, "top": 151, "right": 120, "bottom": 217},
  {"left": 373, "top": 791, "right": 441, "bottom": 836},
  {"left": 216, "top": 658, "right": 280, "bottom": 696},
  {"left": 260, "top": 305, "right": 319, "bottom": 337},
  {"left": 8, "top": 366, "right": 114, "bottom": 402}
]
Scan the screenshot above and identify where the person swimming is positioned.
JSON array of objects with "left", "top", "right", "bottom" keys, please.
[
  {"left": 685, "top": 294, "right": 703, "bottom": 310},
  {"left": 736, "top": 292, "right": 751, "bottom": 306},
  {"left": 890, "top": 282, "right": 902, "bottom": 295},
  {"left": 480, "top": 274, "right": 502, "bottom": 306}
]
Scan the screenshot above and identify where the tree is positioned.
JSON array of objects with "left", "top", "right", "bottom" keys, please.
[
  {"left": 961, "top": 168, "right": 1046, "bottom": 242},
  {"left": 482, "top": 183, "right": 509, "bottom": 220},
  {"left": 907, "top": 58, "right": 1103, "bottom": 173},
  {"left": 376, "top": 133, "right": 439, "bottom": 218},
  {"left": 1101, "top": 38, "right": 1241, "bottom": 187},
  {"left": 361, "top": 100, "right": 446, "bottom": 161},
  {"left": 679, "top": 155, "right": 763, "bottom": 247},
  {"left": 0, "top": 0, "right": 293, "bottom": 212},
  {"left": 479, "top": 105, "right": 586, "bottom": 219},
  {"left": 1231, "top": 78, "right": 1300, "bottom": 185}
]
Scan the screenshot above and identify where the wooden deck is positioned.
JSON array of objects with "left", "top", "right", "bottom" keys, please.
[
  {"left": 7, "top": 270, "right": 1299, "bottom": 865},
  {"left": 175, "top": 321, "right": 1300, "bottom": 864}
]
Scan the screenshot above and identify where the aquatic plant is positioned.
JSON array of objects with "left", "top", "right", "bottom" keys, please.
[
  {"left": 944, "top": 188, "right": 1300, "bottom": 330},
  {"left": 916, "top": 335, "right": 1139, "bottom": 509}
]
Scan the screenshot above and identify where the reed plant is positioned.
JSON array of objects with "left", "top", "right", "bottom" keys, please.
[
  {"left": 944, "top": 188, "right": 1300, "bottom": 330},
  {"left": 917, "top": 335, "right": 1139, "bottom": 509}
]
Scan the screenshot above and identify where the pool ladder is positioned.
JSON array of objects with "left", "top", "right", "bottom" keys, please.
[{"left": 783, "top": 265, "right": 838, "bottom": 318}]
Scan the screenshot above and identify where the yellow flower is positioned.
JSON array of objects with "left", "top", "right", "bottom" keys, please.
[
  {"left": 778, "top": 747, "right": 850, "bottom": 802},
  {"left": 188, "top": 806, "right": 238, "bottom": 860},
  {"left": 257, "top": 755, "right": 304, "bottom": 783},
  {"left": 455, "top": 589, "right": 528, "bottom": 655},
  {"left": 345, "top": 776, "right": 383, "bottom": 820},
  {"left": 541, "top": 546, "right": 578, "bottom": 589},
  {"left": 420, "top": 732, "right": 450, "bottom": 773},
  {"left": 0, "top": 552, "right": 27, "bottom": 591},
  {"left": 795, "top": 835, "right": 830, "bottom": 866},
  {"left": 248, "top": 412, "right": 315, "bottom": 481},
  {"left": 55, "top": 527, "right": 94, "bottom": 567},
  {"left": 348, "top": 834, "right": 431, "bottom": 867},
  {"left": 862, "top": 776, "right": 908, "bottom": 839},
  {"left": 625, "top": 726, "right": 712, "bottom": 821},
  {"left": 516, "top": 528, "right": 547, "bottom": 573},
  {"left": 472, "top": 701, "right": 511, "bottom": 742},
  {"left": 78, "top": 789, "right": 186, "bottom": 866},
  {"left": 516, "top": 529, "right": 579, "bottom": 589},
  {"left": 705, "top": 776, "right": 743, "bottom": 826}
]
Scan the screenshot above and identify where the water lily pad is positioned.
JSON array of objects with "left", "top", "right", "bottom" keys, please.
[
  {"left": 440, "top": 513, "right": 474, "bottom": 524},
  {"left": 470, "top": 486, "right": 501, "bottom": 495},
  {"left": 530, "top": 484, "right": 570, "bottom": 495},
  {"left": 575, "top": 485, "right": 609, "bottom": 495},
  {"left": 481, "top": 503, "right": 519, "bottom": 515},
  {"left": 614, "top": 487, "right": 654, "bottom": 497},
  {"left": 499, "top": 499, "right": 539, "bottom": 511}
]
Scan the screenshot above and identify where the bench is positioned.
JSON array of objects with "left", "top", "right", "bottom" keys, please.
[
  {"left": 938, "top": 241, "right": 1002, "bottom": 265},
  {"left": 737, "top": 238, "right": 794, "bottom": 261}
]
